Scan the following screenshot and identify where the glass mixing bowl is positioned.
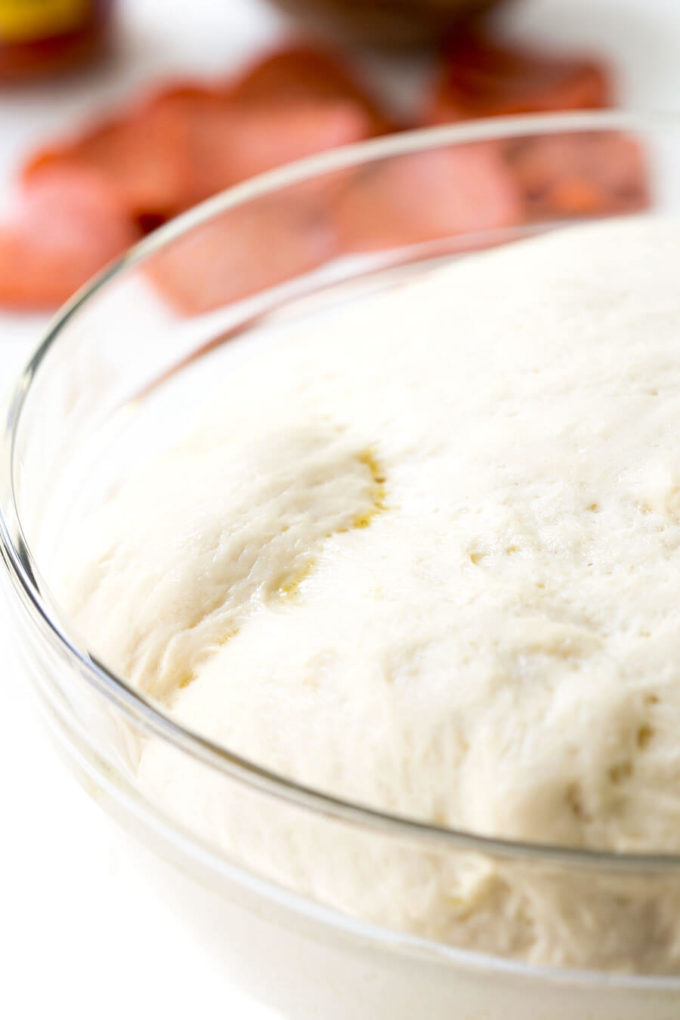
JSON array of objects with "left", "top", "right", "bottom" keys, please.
[{"left": 2, "top": 111, "right": 680, "bottom": 1019}]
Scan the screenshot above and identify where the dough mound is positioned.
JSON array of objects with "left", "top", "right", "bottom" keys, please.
[{"left": 64, "top": 217, "right": 680, "bottom": 970}]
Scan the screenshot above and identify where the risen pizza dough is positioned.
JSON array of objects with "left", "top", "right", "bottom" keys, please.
[{"left": 62, "top": 217, "right": 680, "bottom": 969}]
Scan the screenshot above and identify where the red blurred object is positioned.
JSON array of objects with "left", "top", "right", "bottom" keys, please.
[
  {"left": 422, "top": 27, "right": 647, "bottom": 223},
  {"left": 0, "top": 167, "right": 139, "bottom": 309},
  {"left": 0, "top": 33, "right": 650, "bottom": 313},
  {"left": 25, "top": 96, "right": 194, "bottom": 227},
  {"left": 146, "top": 195, "right": 335, "bottom": 315},
  {"left": 0, "top": 0, "right": 113, "bottom": 81},
  {"left": 150, "top": 46, "right": 391, "bottom": 209},
  {"left": 508, "top": 132, "right": 649, "bottom": 219},
  {"left": 159, "top": 88, "right": 375, "bottom": 211},
  {"left": 333, "top": 145, "right": 522, "bottom": 252},
  {"left": 13, "top": 44, "right": 389, "bottom": 311},
  {"left": 24, "top": 45, "right": 384, "bottom": 224},
  {"left": 425, "top": 30, "right": 611, "bottom": 123},
  {"left": 230, "top": 44, "right": 393, "bottom": 134}
]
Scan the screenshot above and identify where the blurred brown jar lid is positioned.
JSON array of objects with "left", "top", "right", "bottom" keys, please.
[
  {"left": 0, "top": 0, "right": 114, "bottom": 81},
  {"left": 269, "top": 0, "right": 507, "bottom": 47}
]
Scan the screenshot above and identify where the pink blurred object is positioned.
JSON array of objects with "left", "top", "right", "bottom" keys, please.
[
  {"left": 0, "top": 167, "right": 140, "bottom": 309},
  {"left": 333, "top": 145, "right": 522, "bottom": 252}
]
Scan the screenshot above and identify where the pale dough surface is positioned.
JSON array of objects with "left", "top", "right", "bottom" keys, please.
[{"left": 62, "top": 218, "right": 680, "bottom": 968}]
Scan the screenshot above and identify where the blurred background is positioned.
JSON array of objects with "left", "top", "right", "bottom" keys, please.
[
  {"left": 1, "top": 1, "right": 679, "bottom": 1018},
  {"left": 0, "top": 0, "right": 677, "bottom": 335}
]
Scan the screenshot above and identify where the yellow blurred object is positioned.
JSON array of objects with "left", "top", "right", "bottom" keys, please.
[
  {"left": 268, "top": 0, "right": 506, "bottom": 47},
  {"left": 0, "top": 0, "right": 113, "bottom": 80},
  {"left": 0, "top": 0, "right": 88, "bottom": 42}
]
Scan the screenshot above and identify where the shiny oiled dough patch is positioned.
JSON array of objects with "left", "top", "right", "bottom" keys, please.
[{"left": 62, "top": 426, "right": 387, "bottom": 700}]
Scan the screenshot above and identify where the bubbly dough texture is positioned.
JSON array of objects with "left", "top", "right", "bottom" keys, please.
[{"left": 64, "top": 217, "right": 680, "bottom": 969}]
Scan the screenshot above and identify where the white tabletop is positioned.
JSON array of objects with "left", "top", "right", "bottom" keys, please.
[{"left": 2, "top": 1, "right": 680, "bottom": 1017}]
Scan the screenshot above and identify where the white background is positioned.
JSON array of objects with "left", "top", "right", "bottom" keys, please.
[{"left": 1, "top": 1, "right": 679, "bottom": 1017}]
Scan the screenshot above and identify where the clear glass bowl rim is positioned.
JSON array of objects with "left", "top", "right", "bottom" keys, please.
[{"left": 3, "top": 108, "right": 680, "bottom": 876}]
